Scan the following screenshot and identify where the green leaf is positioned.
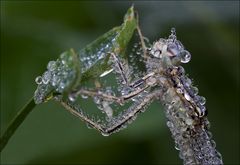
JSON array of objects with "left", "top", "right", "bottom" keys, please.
[
  {"left": 78, "top": 5, "right": 137, "bottom": 82},
  {"left": 33, "top": 5, "right": 137, "bottom": 104}
]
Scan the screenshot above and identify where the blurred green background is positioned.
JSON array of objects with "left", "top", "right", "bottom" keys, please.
[{"left": 1, "top": 1, "right": 239, "bottom": 164}]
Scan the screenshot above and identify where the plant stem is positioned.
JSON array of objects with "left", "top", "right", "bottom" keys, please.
[{"left": 0, "top": 97, "right": 36, "bottom": 152}]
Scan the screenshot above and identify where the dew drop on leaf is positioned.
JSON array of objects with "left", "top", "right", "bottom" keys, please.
[
  {"left": 81, "top": 94, "right": 89, "bottom": 99},
  {"left": 68, "top": 94, "right": 77, "bottom": 102}
]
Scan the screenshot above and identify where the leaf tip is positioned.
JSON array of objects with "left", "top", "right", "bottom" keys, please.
[{"left": 124, "top": 5, "right": 136, "bottom": 22}]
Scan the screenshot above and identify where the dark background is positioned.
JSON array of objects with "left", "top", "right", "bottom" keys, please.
[{"left": 1, "top": 1, "right": 239, "bottom": 164}]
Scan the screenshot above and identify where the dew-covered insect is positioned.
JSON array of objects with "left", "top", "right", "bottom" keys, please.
[
  {"left": 34, "top": 28, "right": 206, "bottom": 136},
  {"left": 33, "top": 26, "right": 223, "bottom": 164},
  {"left": 23, "top": 5, "right": 224, "bottom": 163}
]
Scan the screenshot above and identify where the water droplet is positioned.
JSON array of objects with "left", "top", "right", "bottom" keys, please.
[
  {"left": 121, "top": 87, "right": 131, "bottom": 96},
  {"left": 35, "top": 76, "right": 43, "bottom": 85},
  {"left": 167, "top": 121, "right": 173, "bottom": 128},
  {"left": 175, "top": 144, "right": 180, "bottom": 150},
  {"left": 185, "top": 78, "right": 192, "bottom": 87},
  {"left": 171, "top": 27, "right": 176, "bottom": 35},
  {"left": 94, "top": 96, "right": 101, "bottom": 104},
  {"left": 60, "top": 52, "right": 68, "bottom": 64},
  {"left": 191, "top": 86, "right": 199, "bottom": 95},
  {"left": 51, "top": 75, "right": 59, "bottom": 86},
  {"left": 196, "top": 107, "right": 205, "bottom": 117},
  {"left": 102, "top": 101, "right": 113, "bottom": 118},
  {"left": 211, "top": 140, "right": 216, "bottom": 148},
  {"left": 199, "top": 96, "right": 206, "bottom": 105},
  {"left": 81, "top": 94, "right": 88, "bottom": 99},
  {"left": 101, "top": 132, "right": 109, "bottom": 137},
  {"left": 68, "top": 94, "right": 76, "bottom": 102},
  {"left": 179, "top": 50, "right": 191, "bottom": 63},
  {"left": 184, "top": 92, "right": 191, "bottom": 101},
  {"left": 133, "top": 43, "right": 138, "bottom": 48},
  {"left": 99, "top": 69, "right": 113, "bottom": 77},
  {"left": 136, "top": 51, "right": 141, "bottom": 55},
  {"left": 177, "top": 66, "right": 185, "bottom": 75},
  {"left": 176, "top": 88, "right": 183, "bottom": 94},
  {"left": 168, "top": 27, "right": 177, "bottom": 41},
  {"left": 185, "top": 118, "right": 193, "bottom": 125}
]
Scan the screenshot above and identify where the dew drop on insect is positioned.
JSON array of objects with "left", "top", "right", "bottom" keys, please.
[
  {"left": 191, "top": 86, "right": 199, "bottom": 95},
  {"left": 105, "top": 87, "right": 115, "bottom": 97},
  {"left": 177, "top": 66, "right": 185, "bottom": 75},
  {"left": 167, "top": 121, "right": 173, "bottom": 128},
  {"left": 185, "top": 78, "right": 192, "bottom": 87},
  {"left": 168, "top": 27, "right": 177, "bottom": 41},
  {"left": 101, "top": 132, "right": 109, "bottom": 137},
  {"left": 184, "top": 92, "right": 191, "bottom": 101},
  {"left": 175, "top": 144, "right": 180, "bottom": 150},
  {"left": 35, "top": 76, "right": 43, "bottom": 85},
  {"left": 60, "top": 52, "right": 68, "bottom": 65},
  {"left": 59, "top": 82, "right": 65, "bottom": 90},
  {"left": 207, "top": 131, "right": 213, "bottom": 139},
  {"left": 51, "top": 75, "right": 59, "bottom": 87},
  {"left": 176, "top": 87, "right": 184, "bottom": 94},
  {"left": 179, "top": 50, "right": 191, "bottom": 63},
  {"left": 211, "top": 139, "right": 216, "bottom": 148},
  {"left": 199, "top": 96, "right": 206, "bottom": 105},
  {"left": 171, "top": 27, "right": 176, "bottom": 35}
]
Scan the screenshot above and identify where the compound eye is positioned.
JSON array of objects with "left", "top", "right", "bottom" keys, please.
[
  {"left": 167, "top": 43, "right": 180, "bottom": 57},
  {"left": 175, "top": 40, "right": 184, "bottom": 50}
]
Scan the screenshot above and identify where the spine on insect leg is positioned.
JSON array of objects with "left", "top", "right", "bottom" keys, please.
[
  {"left": 160, "top": 78, "right": 223, "bottom": 165},
  {"left": 110, "top": 53, "right": 132, "bottom": 93}
]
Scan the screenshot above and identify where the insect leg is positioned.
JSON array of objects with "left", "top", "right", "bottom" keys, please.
[
  {"left": 135, "top": 11, "right": 147, "bottom": 59},
  {"left": 59, "top": 89, "right": 163, "bottom": 136},
  {"left": 60, "top": 101, "right": 105, "bottom": 133},
  {"left": 110, "top": 52, "right": 132, "bottom": 86},
  {"left": 104, "top": 90, "right": 161, "bottom": 135}
]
